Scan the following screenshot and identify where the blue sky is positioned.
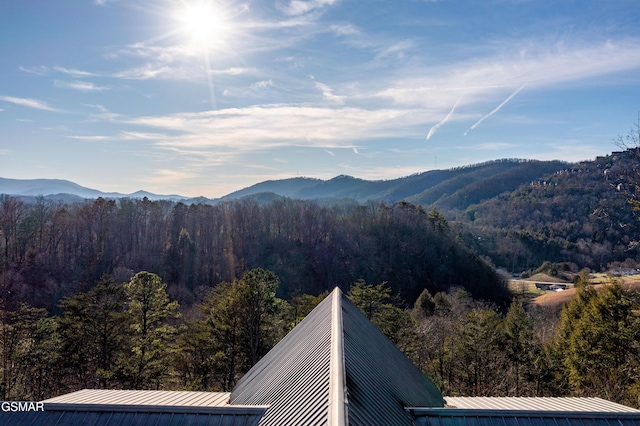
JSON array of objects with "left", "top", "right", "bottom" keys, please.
[{"left": 1, "top": 0, "right": 640, "bottom": 197}]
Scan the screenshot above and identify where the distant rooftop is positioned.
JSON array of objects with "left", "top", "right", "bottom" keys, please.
[
  {"left": 443, "top": 396, "right": 640, "bottom": 412},
  {"left": 44, "top": 389, "right": 232, "bottom": 407}
]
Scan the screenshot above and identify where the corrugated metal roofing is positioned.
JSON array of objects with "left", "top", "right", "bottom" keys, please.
[
  {"left": 230, "top": 287, "right": 444, "bottom": 426},
  {"left": 3, "top": 404, "right": 266, "bottom": 426},
  {"left": 3, "top": 389, "right": 266, "bottom": 426},
  {"left": 409, "top": 407, "right": 640, "bottom": 426},
  {"left": 230, "top": 286, "right": 333, "bottom": 426},
  {"left": 342, "top": 293, "right": 444, "bottom": 426},
  {"left": 443, "top": 397, "right": 640, "bottom": 412},
  {"left": 44, "top": 389, "right": 232, "bottom": 407}
]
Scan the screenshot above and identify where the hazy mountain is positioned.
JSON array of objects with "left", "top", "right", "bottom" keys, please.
[
  {"left": 0, "top": 178, "right": 188, "bottom": 201},
  {"left": 1, "top": 158, "right": 571, "bottom": 206},
  {"left": 220, "top": 177, "right": 322, "bottom": 200},
  {"left": 222, "top": 159, "right": 570, "bottom": 208}
]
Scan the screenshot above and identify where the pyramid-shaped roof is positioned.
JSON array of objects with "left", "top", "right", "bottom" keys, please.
[{"left": 230, "top": 287, "right": 444, "bottom": 425}]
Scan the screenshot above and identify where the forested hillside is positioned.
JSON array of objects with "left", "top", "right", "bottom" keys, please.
[
  {"left": 0, "top": 195, "right": 508, "bottom": 313},
  {"left": 222, "top": 159, "right": 569, "bottom": 206},
  {"left": 459, "top": 150, "right": 640, "bottom": 272}
]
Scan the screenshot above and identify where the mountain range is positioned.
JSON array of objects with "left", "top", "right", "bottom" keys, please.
[
  {"left": 1, "top": 158, "right": 574, "bottom": 209},
  {"left": 0, "top": 178, "right": 189, "bottom": 202}
]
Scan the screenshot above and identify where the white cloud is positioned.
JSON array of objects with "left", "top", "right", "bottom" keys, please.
[
  {"left": 376, "top": 39, "right": 640, "bottom": 110},
  {"left": 280, "top": 0, "right": 337, "bottom": 16},
  {"left": 54, "top": 66, "right": 99, "bottom": 77},
  {"left": 315, "top": 82, "right": 345, "bottom": 104},
  {"left": 120, "top": 105, "right": 425, "bottom": 156},
  {"left": 66, "top": 135, "right": 110, "bottom": 141},
  {"left": 112, "top": 65, "right": 175, "bottom": 80},
  {"left": 329, "top": 24, "right": 360, "bottom": 36},
  {"left": 19, "top": 65, "right": 51, "bottom": 75},
  {"left": 54, "top": 80, "right": 109, "bottom": 92},
  {"left": 251, "top": 79, "right": 274, "bottom": 90},
  {"left": 210, "top": 67, "right": 259, "bottom": 75},
  {"left": 0, "top": 95, "right": 63, "bottom": 112}
]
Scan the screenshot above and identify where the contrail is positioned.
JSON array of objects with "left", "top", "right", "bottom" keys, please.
[
  {"left": 427, "top": 99, "right": 459, "bottom": 141},
  {"left": 464, "top": 83, "right": 527, "bottom": 135}
]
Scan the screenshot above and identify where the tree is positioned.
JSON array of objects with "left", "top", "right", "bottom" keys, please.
[
  {"left": 57, "top": 275, "right": 128, "bottom": 389},
  {"left": 555, "top": 282, "right": 640, "bottom": 406},
  {"left": 181, "top": 268, "right": 287, "bottom": 391},
  {"left": 120, "top": 271, "right": 180, "bottom": 389},
  {"left": 447, "top": 308, "right": 506, "bottom": 396},
  {"left": 503, "top": 299, "right": 540, "bottom": 396},
  {"left": 0, "top": 303, "right": 49, "bottom": 399},
  {"left": 347, "top": 280, "right": 416, "bottom": 350},
  {"left": 413, "top": 288, "right": 436, "bottom": 320}
]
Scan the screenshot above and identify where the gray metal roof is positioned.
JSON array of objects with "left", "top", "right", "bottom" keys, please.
[
  {"left": 3, "top": 389, "right": 266, "bottom": 426},
  {"left": 230, "top": 285, "right": 333, "bottom": 426},
  {"left": 3, "top": 404, "right": 267, "bottom": 426},
  {"left": 230, "top": 287, "right": 444, "bottom": 426},
  {"left": 409, "top": 407, "right": 640, "bottom": 426},
  {"left": 44, "top": 389, "right": 232, "bottom": 407},
  {"left": 443, "top": 397, "right": 640, "bottom": 412},
  {"left": 411, "top": 397, "right": 640, "bottom": 426}
]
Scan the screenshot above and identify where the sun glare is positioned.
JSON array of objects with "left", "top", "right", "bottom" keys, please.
[{"left": 177, "top": 1, "right": 224, "bottom": 47}]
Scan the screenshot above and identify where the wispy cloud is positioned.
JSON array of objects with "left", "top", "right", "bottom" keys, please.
[
  {"left": 280, "top": 0, "right": 337, "bottom": 16},
  {"left": 210, "top": 67, "right": 259, "bottom": 75},
  {"left": 54, "top": 80, "right": 109, "bottom": 92},
  {"left": 426, "top": 99, "right": 459, "bottom": 140},
  {"left": 66, "top": 135, "right": 110, "bottom": 141},
  {"left": 119, "top": 105, "right": 424, "bottom": 157},
  {"left": 377, "top": 39, "right": 640, "bottom": 110},
  {"left": 19, "top": 65, "right": 51, "bottom": 75},
  {"left": 465, "top": 83, "right": 527, "bottom": 135},
  {"left": 0, "top": 95, "right": 63, "bottom": 112},
  {"left": 54, "top": 66, "right": 99, "bottom": 77},
  {"left": 112, "top": 65, "right": 175, "bottom": 80},
  {"left": 315, "top": 82, "right": 345, "bottom": 104}
]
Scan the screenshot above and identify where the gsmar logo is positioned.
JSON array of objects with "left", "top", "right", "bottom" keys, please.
[{"left": 1, "top": 401, "right": 45, "bottom": 412}]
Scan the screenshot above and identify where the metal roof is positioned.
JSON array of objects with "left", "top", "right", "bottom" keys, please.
[
  {"left": 3, "top": 389, "right": 266, "bottom": 426},
  {"left": 409, "top": 408, "right": 640, "bottom": 426},
  {"left": 230, "top": 285, "right": 333, "bottom": 426},
  {"left": 44, "top": 389, "right": 232, "bottom": 407},
  {"left": 3, "top": 404, "right": 267, "bottom": 426},
  {"left": 410, "top": 397, "right": 640, "bottom": 426},
  {"left": 443, "top": 397, "right": 640, "bottom": 412},
  {"left": 341, "top": 292, "right": 444, "bottom": 425},
  {"left": 230, "top": 287, "right": 444, "bottom": 426}
]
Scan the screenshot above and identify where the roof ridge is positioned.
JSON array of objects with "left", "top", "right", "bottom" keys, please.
[{"left": 328, "top": 287, "right": 347, "bottom": 426}]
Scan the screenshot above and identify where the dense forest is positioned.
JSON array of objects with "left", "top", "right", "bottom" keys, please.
[
  {"left": 0, "top": 195, "right": 507, "bottom": 313},
  {"left": 449, "top": 149, "right": 640, "bottom": 273}
]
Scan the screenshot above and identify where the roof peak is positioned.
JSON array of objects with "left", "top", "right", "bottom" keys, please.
[{"left": 231, "top": 287, "right": 443, "bottom": 425}]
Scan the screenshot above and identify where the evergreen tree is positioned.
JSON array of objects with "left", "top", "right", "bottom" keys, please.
[
  {"left": 120, "top": 271, "right": 179, "bottom": 389},
  {"left": 555, "top": 282, "right": 640, "bottom": 406},
  {"left": 503, "top": 299, "right": 540, "bottom": 396},
  {"left": 57, "top": 275, "right": 128, "bottom": 389}
]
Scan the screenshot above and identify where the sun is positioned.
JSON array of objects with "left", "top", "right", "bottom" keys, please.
[{"left": 176, "top": 1, "right": 225, "bottom": 47}]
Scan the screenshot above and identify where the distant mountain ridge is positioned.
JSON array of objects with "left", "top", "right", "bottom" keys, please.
[
  {"left": 220, "top": 159, "right": 571, "bottom": 211},
  {"left": 0, "top": 177, "right": 188, "bottom": 201},
  {"left": 1, "top": 158, "right": 571, "bottom": 207}
]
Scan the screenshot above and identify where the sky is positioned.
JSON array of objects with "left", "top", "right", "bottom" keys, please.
[{"left": 1, "top": 0, "right": 640, "bottom": 198}]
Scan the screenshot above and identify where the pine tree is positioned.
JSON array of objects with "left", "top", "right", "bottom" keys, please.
[{"left": 120, "top": 271, "right": 179, "bottom": 389}]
